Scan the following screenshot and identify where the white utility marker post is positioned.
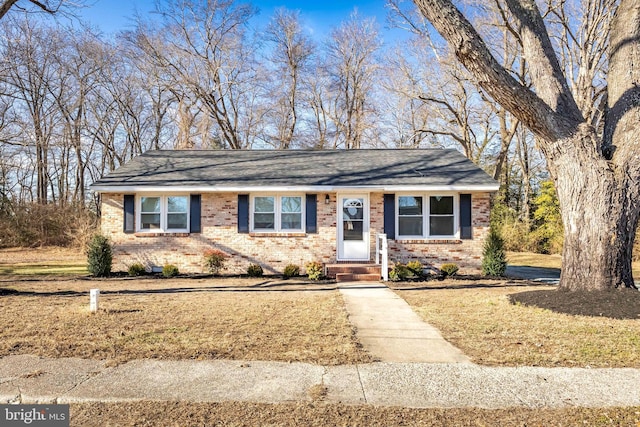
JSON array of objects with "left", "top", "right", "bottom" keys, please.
[{"left": 90, "top": 289, "right": 100, "bottom": 313}]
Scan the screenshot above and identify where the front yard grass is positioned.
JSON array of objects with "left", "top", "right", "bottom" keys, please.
[
  {"left": 393, "top": 280, "right": 640, "bottom": 368},
  {"left": 507, "top": 250, "right": 640, "bottom": 277},
  {"left": 0, "top": 247, "right": 87, "bottom": 275},
  {"left": 70, "top": 401, "right": 640, "bottom": 427},
  {"left": 0, "top": 278, "right": 371, "bottom": 365}
]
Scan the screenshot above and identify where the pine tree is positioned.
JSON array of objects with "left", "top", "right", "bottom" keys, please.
[
  {"left": 482, "top": 228, "right": 507, "bottom": 276},
  {"left": 87, "top": 234, "right": 112, "bottom": 277}
]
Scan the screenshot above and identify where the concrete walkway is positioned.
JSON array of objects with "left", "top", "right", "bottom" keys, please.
[
  {"left": 2, "top": 355, "right": 640, "bottom": 408},
  {"left": 339, "top": 284, "right": 469, "bottom": 363}
]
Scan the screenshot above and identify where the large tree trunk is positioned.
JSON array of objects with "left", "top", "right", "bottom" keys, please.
[{"left": 552, "top": 125, "right": 638, "bottom": 290}]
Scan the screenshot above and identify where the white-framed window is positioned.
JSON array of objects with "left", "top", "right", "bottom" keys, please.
[
  {"left": 429, "top": 195, "right": 455, "bottom": 236},
  {"left": 398, "top": 196, "right": 424, "bottom": 238},
  {"left": 138, "top": 195, "right": 189, "bottom": 232},
  {"left": 396, "top": 193, "right": 458, "bottom": 239},
  {"left": 251, "top": 194, "right": 304, "bottom": 232}
]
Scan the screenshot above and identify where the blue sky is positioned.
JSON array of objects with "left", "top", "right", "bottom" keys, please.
[{"left": 80, "top": 0, "right": 401, "bottom": 42}]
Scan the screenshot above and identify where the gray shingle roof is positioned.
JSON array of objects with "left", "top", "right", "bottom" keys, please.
[{"left": 91, "top": 149, "right": 498, "bottom": 192}]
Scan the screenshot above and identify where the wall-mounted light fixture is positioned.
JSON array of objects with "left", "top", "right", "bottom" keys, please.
[{"left": 325, "top": 194, "right": 330, "bottom": 204}]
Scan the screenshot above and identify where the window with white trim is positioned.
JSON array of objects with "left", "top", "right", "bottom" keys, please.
[
  {"left": 138, "top": 195, "right": 189, "bottom": 232},
  {"left": 429, "top": 196, "right": 455, "bottom": 236},
  {"left": 252, "top": 195, "right": 303, "bottom": 232},
  {"left": 396, "top": 194, "right": 458, "bottom": 238},
  {"left": 398, "top": 196, "right": 423, "bottom": 237}
]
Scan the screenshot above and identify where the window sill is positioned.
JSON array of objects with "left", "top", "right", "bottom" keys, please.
[
  {"left": 134, "top": 232, "right": 190, "bottom": 238},
  {"left": 249, "top": 232, "right": 307, "bottom": 237},
  {"left": 395, "top": 238, "right": 462, "bottom": 244}
]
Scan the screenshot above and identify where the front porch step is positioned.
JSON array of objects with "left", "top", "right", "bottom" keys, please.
[
  {"left": 335, "top": 273, "right": 381, "bottom": 283},
  {"left": 325, "top": 264, "right": 382, "bottom": 281}
]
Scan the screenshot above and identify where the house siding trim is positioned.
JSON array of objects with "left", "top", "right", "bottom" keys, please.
[{"left": 93, "top": 184, "right": 499, "bottom": 194}]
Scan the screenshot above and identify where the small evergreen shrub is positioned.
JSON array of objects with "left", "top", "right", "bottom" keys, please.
[
  {"left": 440, "top": 263, "right": 459, "bottom": 277},
  {"left": 482, "top": 228, "right": 508, "bottom": 276},
  {"left": 406, "top": 260, "right": 424, "bottom": 277},
  {"left": 203, "top": 249, "right": 229, "bottom": 275},
  {"left": 389, "top": 263, "right": 411, "bottom": 282},
  {"left": 305, "top": 261, "right": 323, "bottom": 280},
  {"left": 282, "top": 264, "right": 300, "bottom": 279},
  {"left": 128, "top": 263, "right": 146, "bottom": 277},
  {"left": 87, "top": 234, "right": 112, "bottom": 277},
  {"left": 247, "top": 263, "right": 264, "bottom": 277},
  {"left": 162, "top": 264, "right": 179, "bottom": 278}
]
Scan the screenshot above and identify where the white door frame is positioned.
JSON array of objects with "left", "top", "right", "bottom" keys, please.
[{"left": 337, "top": 193, "right": 370, "bottom": 261}]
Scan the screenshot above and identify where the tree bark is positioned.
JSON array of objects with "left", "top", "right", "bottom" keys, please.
[{"left": 413, "top": 0, "right": 639, "bottom": 290}]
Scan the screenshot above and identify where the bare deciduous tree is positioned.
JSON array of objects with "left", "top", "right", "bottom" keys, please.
[
  {"left": 326, "top": 11, "right": 381, "bottom": 150},
  {"left": 132, "top": 0, "right": 260, "bottom": 149},
  {"left": 412, "top": 0, "right": 639, "bottom": 291},
  {"left": 1, "top": 17, "right": 59, "bottom": 203},
  {"left": 0, "top": 0, "right": 67, "bottom": 19},
  {"left": 264, "top": 8, "right": 314, "bottom": 149}
]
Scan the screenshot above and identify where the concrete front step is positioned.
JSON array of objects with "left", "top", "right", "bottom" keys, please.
[
  {"left": 326, "top": 263, "right": 382, "bottom": 282},
  {"left": 335, "top": 273, "right": 381, "bottom": 283}
]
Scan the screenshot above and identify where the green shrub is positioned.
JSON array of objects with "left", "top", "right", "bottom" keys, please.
[
  {"left": 389, "top": 263, "right": 411, "bottom": 282},
  {"left": 162, "top": 264, "right": 179, "bottom": 278},
  {"left": 305, "top": 261, "right": 323, "bottom": 280},
  {"left": 406, "top": 260, "right": 424, "bottom": 277},
  {"left": 440, "top": 263, "right": 459, "bottom": 277},
  {"left": 86, "top": 234, "right": 112, "bottom": 277},
  {"left": 128, "top": 263, "right": 146, "bottom": 277},
  {"left": 482, "top": 228, "right": 508, "bottom": 276},
  {"left": 282, "top": 264, "right": 300, "bottom": 279},
  {"left": 247, "top": 263, "right": 263, "bottom": 277},
  {"left": 203, "top": 249, "right": 228, "bottom": 275}
]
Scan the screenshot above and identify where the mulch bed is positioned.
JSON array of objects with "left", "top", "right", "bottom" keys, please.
[{"left": 510, "top": 288, "right": 640, "bottom": 319}]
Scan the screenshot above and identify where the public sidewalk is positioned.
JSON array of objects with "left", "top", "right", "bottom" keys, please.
[{"left": 1, "top": 355, "right": 640, "bottom": 408}]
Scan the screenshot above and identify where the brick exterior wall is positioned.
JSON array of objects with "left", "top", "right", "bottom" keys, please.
[
  {"left": 374, "top": 193, "right": 492, "bottom": 274},
  {"left": 101, "top": 192, "right": 492, "bottom": 275}
]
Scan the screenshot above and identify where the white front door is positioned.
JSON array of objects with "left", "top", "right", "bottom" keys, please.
[{"left": 337, "top": 194, "right": 369, "bottom": 261}]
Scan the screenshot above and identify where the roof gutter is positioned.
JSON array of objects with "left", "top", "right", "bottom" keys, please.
[{"left": 90, "top": 184, "right": 500, "bottom": 193}]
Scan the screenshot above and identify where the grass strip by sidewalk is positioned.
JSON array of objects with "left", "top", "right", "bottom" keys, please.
[{"left": 70, "top": 402, "right": 640, "bottom": 427}]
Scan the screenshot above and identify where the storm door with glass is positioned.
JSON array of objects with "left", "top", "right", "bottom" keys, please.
[{"left": 337, "top": 195, "right": 369, "bottom": 260}]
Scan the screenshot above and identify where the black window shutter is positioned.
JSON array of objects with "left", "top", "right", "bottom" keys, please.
[
  {"left": 238, "top": 194, "right": 249, "bottom": 233},
  {"left": 383, "top": 194, "right": 395, "bottom": 239},
  {"left": 460, "top": 194, "right": 472, "bottom": 239},
  {"left": 123, "top": 194, "right": 135, "bottom": 233},
  {"left": 305, "top": 194, "right": 317, "bottom": 233},
  {"left": 190, "top": 194, "right": 201, "bottom": 233}
]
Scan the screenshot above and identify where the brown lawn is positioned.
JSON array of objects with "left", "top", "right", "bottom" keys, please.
[
  {"left": 0, "top": 278, "right": 371, "bottom": 365},
  {"left": 393, "top": 280, "right": 640, "bottom": 368},
  {"left": 70, "top": 402, "right": 640, "bottom": 427},
  {"left": 2, "top": 248, "right": 640, "bottom": 426}
]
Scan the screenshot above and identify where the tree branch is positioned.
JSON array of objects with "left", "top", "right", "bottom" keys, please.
[
  {"left": 412, "top": 0, "right": 581, "bottom": 143},
  {"left": 503, "top": 0, "right": 582, "bottom": 120},
  {"left": 0, "top": 0, "right": 19, "bottom": 19}
]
